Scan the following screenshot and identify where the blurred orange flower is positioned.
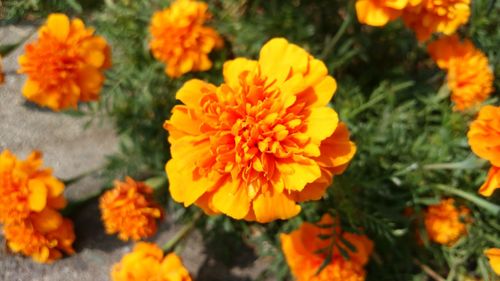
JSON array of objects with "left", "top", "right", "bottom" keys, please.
[
  {"left": 100, "top": 177, "right": 163, "bottom": 241},
  {"left": 0, "top": 150, "right": 66, "bottom": 224},
  {"left": 485, "top": 248, "right": 500, "bottom": 275},
  {"left": 111, "top": 242, "right": 192, "bottom": 281},
  {"left": 478, "top": 166, "right": 500, "bottom": 197},
  {"left": 356, "top": 0, "right": 421, "bottom": 26},
  {"left": 4, "top": 215, "right": 75, "bottom": 263},
  {"left": 280, "top": 214, "right": 373, "bottom": 281},
  {"left": 402, "top": 0, "right": 470, "bottom": 41},
  {"left": 164, "top": 38, "right": 356, "bottom": 223},
  {"left": 424, "top": 198, "right": 470, "bottom": 246},
  {"left": 428, "top": 36, "right": 494, "bottom": 111},
  {"left": 18, "top": 13, "right": 111, "bottom": 111},
  {"left": 149, "top": 0, "right": 223, "bottom": 78},
  {"left": 0, "top": 55, "right": 4, "bottom": 84},
  {"left": 468, "top": 106, "right": 500, "bottom": 166}
]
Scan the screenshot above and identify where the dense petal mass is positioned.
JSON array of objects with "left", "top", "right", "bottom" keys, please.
[
  {"left": 428, "top": 36, "right": 494, "bottom": 111},
  {"left": 164, "top": 38, "right": 356, "bottom": 222},
  {"left": 356, "top": 0, "right": 411, "bottom": 26},
  {"left": 280, "top": 214, "right": 373, "bottom": 281},
  {"left": 403, "top": 0, "right": 471, "bottom": 41},
  {"left": 149, "top": 0, "right": 223, "bottom": 78},
  {"left": 111, "top": 242, "right": 192, "bottom": 281},
  {"left": 424, "top": 198, "right": 470, "bottom": 246},
  {"left": 18, "top": 13, "right": 111, "bottom": 111},
  {"left": 99, "top": 177, "right": 164, "bottom": 241}
]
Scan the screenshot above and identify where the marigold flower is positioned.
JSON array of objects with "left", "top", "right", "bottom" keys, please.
[
  {"left": 111, "top": 242, "right": 192, "bottom": 281},
  {"left": 149, "top": 0, "right": 223, "bottom": 78},
  {"left": 424, "top": 198, "right": 470, "bottom": 246},
  {"left": 355, "top": 0, "right": 421, "bottom": 26},
  {"left": 18, "top": 13, "right": 111, "bottom": 111},
  {"left": 280, "top": 214, "right": 373, "bottom": 281},
  {"left": 402, "top": 0, "right": 470, "bottom": 41},
  {"left": 100, "top": 177, "right": 163, "bottom": 241},
  {"left": 468, "top": 106, "right": 500, "bottom": 166},
  {"left": 0, "top": 150, "right": 67, "bottom": 224},
  {"left": 485, "top": 248, "right": 500, "bottom": 275},
  {"left": 164, "top": 38, "right": 356, "bottom": 223},
  {"left": 3, "top": 215, "right": 75, "bottom": 263},
  {"left": 428, "top": 36, "right": 494, "bottom": 111}
]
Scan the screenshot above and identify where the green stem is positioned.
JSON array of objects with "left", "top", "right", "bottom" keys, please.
[
  {"left": 62, "top": 167, "right": 101, "bottom": 186},
  {"left": 320, "top": 14, "right": 352, "bottom": 60},
  {"left": 435, "top": 184, "right": 500, "bottom": 216},
  {"left": 162, "top": 211, "right": 203, "bottom": 253}
]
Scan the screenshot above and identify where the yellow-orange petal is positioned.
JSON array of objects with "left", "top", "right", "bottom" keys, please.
[
  {"left": 479, "top": 166, "right": 500, "bottom": 197},
  {"left": 485, "top": 248, "right": 500, "bottom": 275}
]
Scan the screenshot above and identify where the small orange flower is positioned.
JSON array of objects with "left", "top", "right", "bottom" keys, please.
[
  {"left": 149, "top": 0, "right": 223, "bottom": 78},
  {"left": 4, "top": 214, "right": 75, "bottom": 263},
  {"left": 100, "top": 177, "right": 163, "bottom": 241},
  {"left": 280, "top": 214, "right": 373, "bottom": 281},
  {"left": 111, "top": 242, "right": 193, "bottom": 281},
  {"left": 356, "top": 0, "right": 421, "bottom": 26},
  {"left": 0, "top": 150, "right": 66, "bottom": 224},
  {"left": 428, "top": 36, "right": 494, "bottom": 111},
  {"left": 402, "top": 0, "right": 470, "bottom": 41},
  {"left": 424, "top": 198, "right": 470, "bottom": 246},
  {"left": 18, "top": 13, "right": 111, "bottom": 111},
  {"left": 165, "top": 38, "right": 355, "bottom": 223},
  {"left": 468, "top": 106, "right": 500, "bottom": 166},
  {"left": 485, "top": 248, "right": 500, "bottom": 275}
]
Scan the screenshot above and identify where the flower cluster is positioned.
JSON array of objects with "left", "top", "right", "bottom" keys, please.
[
  {"left": 111, "top": 242, "right": 192, "bottom": 281},
  {"left": 356, "top": 0, "right": 471, "bottom": 42},
  {"left": 468, "top": 105, "right": 500, "bottom": 197},
  {"left": 18, "top": 13, "right": 111, "bottom": 111},
  {"left": 424, "top": 198, "right": 470, "bottom": 246},
  {"left": 280, "top": 214, "right": 373, "bottom": 281},
  {"left": 0, "top": 150, "right": 75, "bottom": 263},
  {"left": 149, "top": 0, "right": 223, "bottom": 78},
  {"left": 99, "top": 177, "right": 163, "bottom": 241},
  {"left": 428, "top": 35, "right": 494, "bottom": 111},
  {"left": 164, "top": 38, "right": 356, "bottom": 223},
  {"left": 485, "top": 248, "right": 500, "bottom": 276}
]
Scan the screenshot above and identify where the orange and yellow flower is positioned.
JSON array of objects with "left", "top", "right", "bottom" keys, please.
[
  {"left": 402, "top": 0, "right": 470, "bottom": 41},
  {"left": 356, "top": 0, "right": 421, "bottom": 26},
  {"left": 424, "top": 198, "right": 470, "bottom": 246},
  {"left": 111, "top": 242, "right": 192, "bottom": 281},
  {"left": 0, "top": 150, "right": 75, "bottom": 263},
  {"left": 164, "top": 38, "right": 356, "bottom": 223},
  {"left": 100, "top": 177, "right": 163, "bottom": 241},
  {"left": 428, "top": 36, "right": 494, "bottom": 111},
  {"left": 485, "top": 248, "right": 500, "bottom": 275},
  {"left": 468, "top": 105, "right": 500, "bottom": 196},
  {"left": 18, "top": 13, "right": 111, "bottom": 111},
  {"left": 149, "top": 0, "right": 223, "bottom": 78},
  {"left": 280, "top": 214, "right": 373, "bottom": 281}
]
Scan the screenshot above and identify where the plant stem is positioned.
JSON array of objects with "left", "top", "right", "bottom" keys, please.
[
  {"left": 62, "top": 167, "right": 101, "bottom": 186},
  {"left": 435, "top": 184, "right": 500, "bottom": 216},
  {"left": 414, "top": 259, "right": 446, "bottom": 281},
  {"left": 162, "top": 211, "right": 203, "bottom": 253},
  {"left": 320, "top": 14, "right": 351, "bottom": 60}
]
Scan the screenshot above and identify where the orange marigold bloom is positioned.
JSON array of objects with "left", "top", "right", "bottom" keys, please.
[
  {"left": 424, "top": 198, "right": 470, "bottom": 246},
  {"left": 402, "top": 0, "right": 470, "bottom": 41},
  {"left": 149, "top": 0, "right": 223, "bottom": 78},
  {"left": 4, "top": 214, "right": 75, "bottom": 263},
  {"left": 356, "top": 0, "right": 421, "bottom": 26},
  {"left": 280, "top": 214, "right": 373, "bottom": 281},
  {"left": 485, "top": 248, "right": 500, "bottom": 275},
  {"left": 100, "top": 177, "right": 163, "bottom": 241},
  {"left": 18, "top": 13, "right": 111, "bottom": 111},
  {"left": 468, "top": 106, "right": 500, "bottom": 166},
  {"left": 111, "top": 242, "right": 193, "bottom": 281},
  {"left": 164, "top": 38, "right": 356, "bottom": 223},
  {"left": 428, "top": 36, "right": 494, "bottom": 111},
  {"left": 0, "top": 150, "right": 67, "bottom": 224}
]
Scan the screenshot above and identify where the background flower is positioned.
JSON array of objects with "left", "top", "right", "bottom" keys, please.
[
  {"left": 18, "top": 13, "right": 111, "bottom": 110},
  {"left": 355, "top": 0, "right": 419, "bottom": 26},
  {"left": 164, "top": 38, "right": 355, "bottom": 223},
  {"left": 424, "top": 198, "right": 470, "bottom": 245}
]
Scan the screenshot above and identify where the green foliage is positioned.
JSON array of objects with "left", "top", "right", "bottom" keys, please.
[{"left": 4, "top": 0, "right": 499, "bottom": 280}]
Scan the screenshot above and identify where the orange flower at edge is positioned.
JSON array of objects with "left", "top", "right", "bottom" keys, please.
[
  {"left": 0, "top": 55, "right": 4, "bottom": 84},
  {"left": 424, "top": 198, "right": 470, "bottom": 246},
  {"left": 100, "top": 177, "right": 163, "bottom": 241},
  {"left": 485, "top": 248, "right": 500, "bottom": 275},
  {"left": 164, "top": 38, "right": 356, "bottom": 223},
  {"left": 149, "top": 0, "right": 223, "bottom": 78},
  {"left": 479, "top": 166, "right": 500, "bottom": 197},
  {"left": 19, "top": 13, "right": 111, "bottom": 111},
  {"left": 280, "top": 214, "right": 374, "bottom": 281},
  {"left": 111, "top": 242, "right": 192, "bottom": 281},
  {"left": 468, "top": 105, "right": 500, "bottom": 167},
  {"left": 356, "top": 0, "right": 421, "bottom": 27}
]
